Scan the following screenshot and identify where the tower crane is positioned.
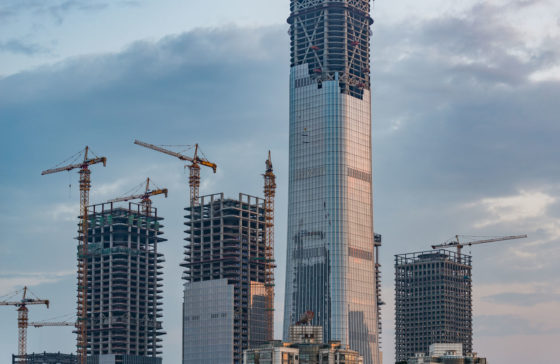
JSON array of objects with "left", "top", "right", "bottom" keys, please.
[
  {"left": 263, "top": 151, "right": 277, "bottom": 341},
  {"left": 0, "top": 287, "right": 49, "bottom": 363},
  {"left": 108, "top": 177, "right": 168, "bottom": 215},
  {"left": 41, "top": 146, "right": 107, "bottom": 364},
  {"left": 134, "top": 140, "right": 216, "bottom": 206},
  {"left": 431, "top": 234, "right": 528, "bottom": 262}
]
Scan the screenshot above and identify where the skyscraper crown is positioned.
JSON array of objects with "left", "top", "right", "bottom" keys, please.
[{"left": 288, "top": 0, "right": 373, "bottom": 98}]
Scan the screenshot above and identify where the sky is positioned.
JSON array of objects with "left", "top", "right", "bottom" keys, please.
[{"left": 1, "top": 0, "right": 560, "bottom": 363}]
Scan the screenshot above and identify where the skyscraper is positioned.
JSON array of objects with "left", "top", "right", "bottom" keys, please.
[
  {"left": 283, "top": 1, "right": 380, "bottom": 364},
  {"left": 394, "top": 250, "right": 473, "bottom": 362},
  {"left": 85, "top": 202, "right": 164, "bottom": 364}
]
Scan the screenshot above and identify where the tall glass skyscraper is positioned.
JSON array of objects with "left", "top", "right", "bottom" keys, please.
[{"left": 283, "top": 1, "right": 380, "bottom": 364}]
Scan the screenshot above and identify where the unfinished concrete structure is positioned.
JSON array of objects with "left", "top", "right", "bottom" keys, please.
[
  {"left": 182, "top": 193, "right": 272, "bottom": 364},
  {"left": 394, "top": 250, "right": 472, "bottom": 362},
  {"left": 84, "top": 202, "right": 164, "bottom": 364}
]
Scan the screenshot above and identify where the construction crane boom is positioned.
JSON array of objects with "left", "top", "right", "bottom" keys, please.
[
  {"left": 28, "top": 321, "right": 75, "bottom": 328},
  {"left": 41, "top": 146, "right": 107, "bottom": 364},
  {"left": 133, "top": 140, "right": 217, "bottom": 171},
  {"left": 108, "top": 177, "right": 168, "bottom": 215},
  {"left": 431, "top": 234, "right": 528, "bottom": 261},
  {"left": 109, "top": 189, "right": 168, "bottom": 203},
  {"left": 0, "top": 287, "right": 49, "bottom": 364},
  {"left": 134, "top": 140, "right": 216, "bottom": 206},
  {"left": 41, "top": 157, "right": 106, "bottom": 175}
]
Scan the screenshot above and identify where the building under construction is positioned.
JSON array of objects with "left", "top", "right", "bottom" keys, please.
[
  {"left": 182, "top": 193, "right": 273, "bottom": 364},
  {"left": 394, "top": 250, "right": 472, "bottom": 362},
  {"left": 84, "top": 202, "right": 165, "bottom": 364}
]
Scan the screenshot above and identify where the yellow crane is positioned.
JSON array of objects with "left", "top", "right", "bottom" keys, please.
[
  {"left": 0, "top": 287, "right": 49, "bottom": 363},
  {"left": 41, "top": 146, "right": 107, "bottom": 364},
  {"left": 431, "top": 234, "right": 528, "bottom": 262},
  {"left": 133, "top": 140, "right": 216, "bottom": 206},
  {"left": 108, "top": 177, "right": 168, "bottom": 215},
  {"left": 263, "top": 151, "right": 277, "bottom": 341}
]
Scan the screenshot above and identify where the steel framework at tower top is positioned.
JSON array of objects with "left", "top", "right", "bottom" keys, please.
[{"left": 288, "top": 0, "right": 373, "bottom": 98}]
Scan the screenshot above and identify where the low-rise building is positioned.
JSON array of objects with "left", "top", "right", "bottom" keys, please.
[
  {"left": 244, "top": 341, "right": 300, "bottom": 364},
  {"left": 244, "top": 325, "right": 363, "bottom": 364},
  {"left": 407, "top": 344, "right": 487, "bottom": 364},
  {"left": 12, "top": 352, "right": 77, "bottom": 364}
]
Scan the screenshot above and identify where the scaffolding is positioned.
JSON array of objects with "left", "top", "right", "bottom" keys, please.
[
  {"left": 83, "top": 202, "right": 165, "bottom": 363},
  {"left": 288, "top": 0, "right": 373, "bottom": 98},
  {"left": 394, "top": 250, "right": 472, "bottom": 362}
]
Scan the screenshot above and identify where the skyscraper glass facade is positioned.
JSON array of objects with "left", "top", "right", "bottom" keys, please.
[{"left": 283, "top": 2, "right": 379, "bottom": 364}]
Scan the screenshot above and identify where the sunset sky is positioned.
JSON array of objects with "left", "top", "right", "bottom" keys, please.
[{"left": 1, "top": 1, "right": 559, "bottom": 363}]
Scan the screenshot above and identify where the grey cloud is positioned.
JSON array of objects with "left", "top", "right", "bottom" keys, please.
[
  {"left": 0, "top": 0, "right": 139, "bottom": 24},
  {"left": 371, "top": 1, "right": 560, "bottom": 292},
  {"left": 0, "top": 25, "right": 289, "bottom": 182},
  {"left": 476, "top": 314, "right": 560, "bottom": 336},
  {"left": 482, "top": 292, "right": 560, "bottom": 307},
  {"left": 0, "top": 38, "right": 51, "bottom": 55}
]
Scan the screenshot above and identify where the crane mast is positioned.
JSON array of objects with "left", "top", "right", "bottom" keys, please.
[
  {"left": 42, "top": 146, "right": 106, "bottom": 364},
  {"left": 0, "top": 286, "right": 49, "bottom": 363},
  {"left": 263, "top": 151, "right": 277, "bottom": 341},
  {"left": 134, "top": 140, "right": 216, "bottom": 207}
]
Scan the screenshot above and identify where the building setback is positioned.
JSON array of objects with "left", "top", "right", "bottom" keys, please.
[
  {"left": 394, "top": 250, "right": 473, "bottom": 362},
  {"left": 283, "top": 1, "right": 380, "bottom": 363},
  {"left": 85, "top": 202, "right": 165, "bottom": 364},
  {"left": 182, "top": 193, "right": 271, "bottom": 364}
]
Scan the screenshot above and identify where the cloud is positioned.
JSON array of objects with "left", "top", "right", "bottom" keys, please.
[
  {"left": 482, "top": 292, "right": 560, "bottom": 307},
  {"left": 477, "top": 314, "right": 560, "bottom": 336},
  {"left": 48, "top": 202, "right": 78, "bottom": 222},
  {"left": 0, "top": 1, "right": 560, "bottom": 361},
  {"left": 467, "top": 190, "right": 556, "bottom": 228},
  {"left": 0, "top": 0, "right": 140, "bottom": 24},
  {"left": 0, "top": 39, "right": 51, "bottom": 56},
  {"left": 0, "top": 270, "right": 75, "bottom": 296}
]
